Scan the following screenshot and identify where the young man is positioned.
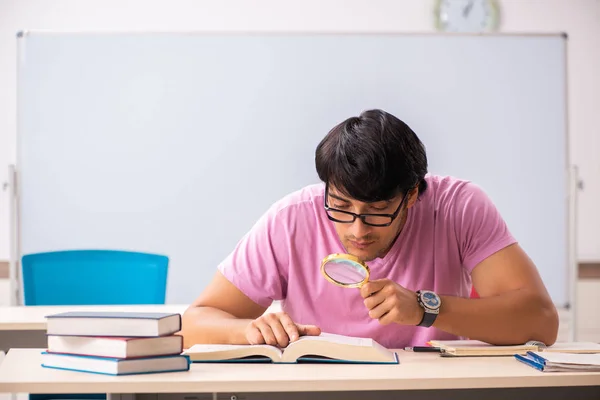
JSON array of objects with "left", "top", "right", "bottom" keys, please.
[{"left": 181, "top": 109, "right": 559, "bottom": 349}]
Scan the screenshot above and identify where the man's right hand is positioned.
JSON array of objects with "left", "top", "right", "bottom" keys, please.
[{"left": 245, "top": 312, "right": 321, "bottom": 347}]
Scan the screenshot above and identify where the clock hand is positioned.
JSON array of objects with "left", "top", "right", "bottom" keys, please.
[{"left": 463, "top": 0, "right": 474, "bottom": 18}]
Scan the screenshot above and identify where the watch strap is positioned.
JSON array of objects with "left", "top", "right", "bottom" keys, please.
[{"left": 417, "top": 310, "right": 437, "bottom": 327}]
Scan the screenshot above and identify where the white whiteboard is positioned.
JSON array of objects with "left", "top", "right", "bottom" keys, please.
[{"left": 16, "top": 32, "right": 570, "bottom": 306}]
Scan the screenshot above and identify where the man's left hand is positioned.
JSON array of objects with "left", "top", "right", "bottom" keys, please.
[{"left": 360, "top": 279, "right": 424, "bottom": 325}]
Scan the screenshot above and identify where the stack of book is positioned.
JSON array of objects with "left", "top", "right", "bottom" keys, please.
[
  {"left": 42, "top": 311, "right": 190, "bottom": 375},
  {"left": 427, "top": 339, "right": 600, "bottom": 357},
  {"left": 427, "top": 339, "right": 600, "bottom": 372}
]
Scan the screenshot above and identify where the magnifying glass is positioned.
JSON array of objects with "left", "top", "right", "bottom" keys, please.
[{"left": 320, "top": 253, "right": 370, "bottom": 288}]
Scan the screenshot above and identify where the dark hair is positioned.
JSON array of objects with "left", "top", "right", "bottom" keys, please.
[{"left": 315, "top": 109, "right": 428, "bottom": 202}]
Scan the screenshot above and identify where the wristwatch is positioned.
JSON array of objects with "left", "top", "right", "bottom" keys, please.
[{"left": 416, "top": 290, "right": 441, "bottom": 327}]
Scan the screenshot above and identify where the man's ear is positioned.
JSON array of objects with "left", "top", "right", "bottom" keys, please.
[{"left": 406, "top": 186, "right": 419, "bottom": 209}]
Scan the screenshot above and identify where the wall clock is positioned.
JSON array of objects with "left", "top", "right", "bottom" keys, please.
[{"left": 434, "top": 0, "right": 501, "bottom": 33}]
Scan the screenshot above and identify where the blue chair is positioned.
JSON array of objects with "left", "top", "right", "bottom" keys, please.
[
  {"left": 22, "top": 249, "right": 168, "bottom": 305},
  {"left": 21, "top": 249, "right": 169, "bottom": 400}
]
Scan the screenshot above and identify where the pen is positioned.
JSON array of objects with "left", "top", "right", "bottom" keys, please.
[{"left": 404, "top": 346, "right": 441, "bottom": 352}]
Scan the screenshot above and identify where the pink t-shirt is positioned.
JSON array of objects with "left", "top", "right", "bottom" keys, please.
[{"left": 218, "top": 175, "right": 516, "bottom": 348}]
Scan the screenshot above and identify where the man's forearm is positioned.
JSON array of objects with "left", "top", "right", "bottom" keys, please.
[
  {"left": 433, "top": 289, "right": 559, "bottom": 345},
  {"left": 180, "top": 306, "right": 252, "bottom": 348}
]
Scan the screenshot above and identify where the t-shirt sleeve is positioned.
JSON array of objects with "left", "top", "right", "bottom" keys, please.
[
  {"left": 453, "top": 182, "right": 517, "bottom": 273},
  {"left": 217, "top": 206, "right": 289, "bottom": 308}
]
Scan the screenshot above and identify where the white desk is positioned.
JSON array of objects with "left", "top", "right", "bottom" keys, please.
[
  {"left": 0, "top": 302, "right": 283, "bottom": 331},
  {"left": 0, "top": 303, "right": 282, "bottom": 351},
  {"left": 0, "top": 305, "right": 189, "bottom": 352},
  {"left": 1, "top": 348, "right": 599, "bottom": 400},
  {"left": 0, "top": 304, "right": 189, "bottom": 331}
]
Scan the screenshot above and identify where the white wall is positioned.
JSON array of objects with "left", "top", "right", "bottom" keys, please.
[{"left": 0, "top": 0, "right": 599, "bottom": 262}]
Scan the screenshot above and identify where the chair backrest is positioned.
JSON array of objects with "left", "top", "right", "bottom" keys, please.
[{"left": 21, "top": 250, "right": 169, "bottom": 305}]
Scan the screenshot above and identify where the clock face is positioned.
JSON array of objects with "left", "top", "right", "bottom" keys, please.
[{"left": 435, "top": 0, "right": 500, "bottom": 33}]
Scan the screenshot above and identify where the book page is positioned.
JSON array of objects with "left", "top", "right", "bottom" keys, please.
[
  {"left": 533, "top": 351, "right": 600, "bottom": 366},
  {"left": 544, "top": 342, "right": 600, "bottom": 353},
  {"left": 281, "top": 332, "right": 396, "bottom": 363},
  {"left": 429, "top": 340, "right": 490, "bottom": 348},
  {"left": 291, "top": 332, "right": 375, "bottom": 347},
  {"left": 430, "top": 340, "right": 536, "bottom": 350},
  {"left": 184, "top": 344, "right": 283, "bottom": 362}
]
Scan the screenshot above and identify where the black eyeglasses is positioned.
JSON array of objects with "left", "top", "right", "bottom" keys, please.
[{"left": 324, "top": 185, "right": 411, "bottom": 227}]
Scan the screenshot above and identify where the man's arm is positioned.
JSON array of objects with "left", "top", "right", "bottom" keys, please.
[
  {"left": 180, "top": 271, "right": 321, "bottom": 349},
  {"left": 362, "top": 182, "right": 558, "bottom": 345},
  {"left": 180, "top": 271, "right": 267, "bottom": 348},
  {"left": 433, "top": 243, "right": 559, "bottom": 345},
  {"left": 362, "top": 243, "right": 559, "bottom": 345}
]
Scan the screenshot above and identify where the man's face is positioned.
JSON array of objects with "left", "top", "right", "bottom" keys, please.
[{"left": 326, "top": 185, "right": 413, "bottom": 262}]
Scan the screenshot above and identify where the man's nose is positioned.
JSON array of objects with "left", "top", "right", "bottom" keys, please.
[{"left": 349, "top": 217, "right": 371, "bottom": 239}]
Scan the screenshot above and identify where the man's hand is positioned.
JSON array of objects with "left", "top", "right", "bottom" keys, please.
[
  {"left": 245, "top": 312, "right": 321, "bottom": 347},
  {"left": 360, "top": 279, "right": 424, "bottom": 326}
]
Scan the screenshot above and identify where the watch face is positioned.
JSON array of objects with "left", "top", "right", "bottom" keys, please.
[{"left": 421, "top": 291, "right": 441, "bottom": 310}]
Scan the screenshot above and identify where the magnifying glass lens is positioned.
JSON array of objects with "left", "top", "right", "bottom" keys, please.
[{"left": 322, "top": 258, "right": 368, "bottom": 286}]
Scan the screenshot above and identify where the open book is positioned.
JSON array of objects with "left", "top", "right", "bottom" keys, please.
[
  {"left": 428, "top": 339, "right": 600, "bottom": 357},
  {"left": 515, "top": 351, "right": 600, "bottom": 372},
  {"left": 183, "top": 333, "right": 398, "bottom": 364}
]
